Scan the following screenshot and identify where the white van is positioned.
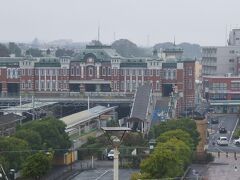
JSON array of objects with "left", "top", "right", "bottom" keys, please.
[{"left": 217, "top": 137, "right": 228, "bottom": 146}]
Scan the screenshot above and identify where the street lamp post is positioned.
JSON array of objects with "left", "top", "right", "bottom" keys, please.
[{"left": 101, "top": 127, "right": 131, "bottom": 180}]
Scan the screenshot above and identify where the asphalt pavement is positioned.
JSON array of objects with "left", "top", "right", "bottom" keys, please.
[
  {"left": 72, "top": 168, "right": 139, "bottom": 180},
  {"left": 207, "top": 114, "right": 240, "bottom": 153}
]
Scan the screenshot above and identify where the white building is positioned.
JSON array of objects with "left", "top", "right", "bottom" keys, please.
[
  {"left": 229, "top": 29, "right": 240, "bottom": 46},
  {"left": 201, "top": 46, "right": 240, "bottom": 76}
]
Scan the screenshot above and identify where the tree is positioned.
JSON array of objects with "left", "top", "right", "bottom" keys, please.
[
  {"left": 0, "top": 43, "right": 10, "bottom": 57},
  {"left": 0, "top": 137, "right": 30, "bottom": 171},
  {"left": 14, "top": 129, "right": 42, "bottom": 150},
  {"left": 123, "top": 132, "right": 146, "bottom": 146},
  {"left": 140, "top": 139, "right": 191, "bottom": 178},
  {"left": 19, "top": 117, "right": 71, "bottom": 153},
  {"left": 22, "top": 152, "right": 53, "bottom": 180},
  {"left": 150, "top": 118, "right": 199, "bottom": 148},
  {"left": 27, "top": 48, "right": 43, "bottom": 57},
  {"left": 8, "top": 42, "right": 21, "bottom": 57},
  {"left": 156, "top": 129, "right": 194, "bottom": 150},
  {"left": 55, "top": 48, "right": 74, "bottom": 57}
]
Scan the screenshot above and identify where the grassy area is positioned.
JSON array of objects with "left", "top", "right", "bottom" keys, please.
[{"left": 69, "top": 128, "right": 100, "bottom": 141}]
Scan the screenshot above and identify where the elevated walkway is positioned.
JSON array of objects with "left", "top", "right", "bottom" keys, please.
[{"left": 128, "top": 84, "right": 152, "bottom": 134}]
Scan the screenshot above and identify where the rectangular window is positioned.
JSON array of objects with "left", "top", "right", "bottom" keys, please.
[
  {"left": 22, "top": 69, "right": 25, "bottom": 76},
  {"left": 188, "top": 67, "right": 192, "bottom": 76},
  {"left": 132, "top": 70, "right": 136, "bottom": 76},
  {"left": 41, "top": 81, "right": 44, "bottom": 90},
  {"left": 156, "top": 81, "right": 161, "bottom": 90},
  {"left": 41, "top": 69, "right": 44, "bottom": 76},
  {"left": 35, "top": 81, "right": 38, "bottom": 89},
  {"left": 52, "top": 81, "right": 56, "bottom": 90},
  {"left": 149, "top": 69, "right": 153, "bottom": 76},
  {"left": 76, "top": 67, "right": 80, "bottom": 76},
  {"left": 28, "top": 69, "right": 32, "bottom": 76},
  {"left": 144, "top": 69, "right": 148, "bottom": 76},
  {"left": 156, "top": 70, "right": 160, "bottom": 76},
  {"left": 71, "top": 67, "right": 74, "bottom": 76},
  {"left": 121, "top": 69, "right": 124, "bottom": 76},
  {"left": 188, "top": 80, "right": 192, "bottom": 89},
  {"left": 126, "top": 69, "right": 130, "bottom": 76},
  {"left": 127, "top": 81, "right": 130, "bottom": 90},
  {"left": 28, "top": 80, "right": 31, "bottom": 89},
  {"left": 52, "top": 69, "right": 56, "bottom": 76},
  {"left": 47, "top": 81, "right": 50, "bottom": 89},
  {"left": 108, "top": 67, "right": 111, "bottom": 76},
  {"left": 138, "top": 70, "right": 142, "bottom": 76},
  {"left": 114, "top": 68, "right": 118, "bottom": 76},
  {"left": 102, "top": 67, "right": 106, "bottom": 76},
  {"left": 173, "top": 70, "right": 176, "bottom": 79},
  {"left": 121, "top": 81, "right": 124, "bottom": 90}
]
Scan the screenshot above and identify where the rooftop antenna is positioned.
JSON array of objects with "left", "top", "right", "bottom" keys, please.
[
  {"left": 173, "top": 36, "right": 176, "bottom": 46},
  {"left": 98, "top": 25, "right": 100, "bottom": 42}
]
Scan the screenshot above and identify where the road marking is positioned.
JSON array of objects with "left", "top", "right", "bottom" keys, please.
[
  {"left": 95, "top": 169, "right": 112, "bottom": 180},
  {"left": 230, "top": 118, "right": 239, "bottom": 142}
]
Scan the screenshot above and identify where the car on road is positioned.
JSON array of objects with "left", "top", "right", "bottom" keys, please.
[
  {"left": 217, "top": 137, "right": 228, "bottom": 146},
  {"left": 233, "top": 137, "right": 240, "bottom": 145},
  {"left": 210, "top": 118, "right": 219, "bottom": 124},
  {"left": 219, "top": 127, "right": 227, "bottom": 134},
  {"left": 107, "top": 149, "right": 114, "bottom": 160}
]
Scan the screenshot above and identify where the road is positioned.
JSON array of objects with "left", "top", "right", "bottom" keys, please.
[
  {"left": 186, "top": 153, "right": 240, "bottom": 180},
  {"left": 72, "top": 168, "right": 138, "bottom": 180},
  {"left": 207, "top": 114, "right": 240, "bottom": 153}
]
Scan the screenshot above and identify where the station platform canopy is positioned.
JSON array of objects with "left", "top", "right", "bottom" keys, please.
[
  {"left": 60, "top": 105, "right": 117, "bottom": 129},
  {"left": 1, "top": 102, "right": 57, "bottom": 114}
]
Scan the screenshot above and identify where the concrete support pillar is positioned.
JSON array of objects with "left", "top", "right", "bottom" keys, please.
[{"left": 113, "top": 147, "right": 119, "bottom": 180}]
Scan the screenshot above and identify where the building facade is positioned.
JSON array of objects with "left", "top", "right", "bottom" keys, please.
[
  {"left": 203, "top": 75, "right": 240, "bottom": 113},
  {"left": 0, "top": 45, "right": 196, "bottom": 113}
]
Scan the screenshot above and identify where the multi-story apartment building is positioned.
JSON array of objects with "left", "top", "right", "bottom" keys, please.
[
  {"left": 202, "top": 46, "right": 240, "bottom": 76},
  {"left": 0, "top": 45, "right": 196, "bottom": 114},
  {"left": 202, "top": 29, "right": 240, "bottom": 113}
]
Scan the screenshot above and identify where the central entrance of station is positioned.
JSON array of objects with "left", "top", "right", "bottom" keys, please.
[{"left": 162, "top": 84, "right": 173, "bottom": 97}]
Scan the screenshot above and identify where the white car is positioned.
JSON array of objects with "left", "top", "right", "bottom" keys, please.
[
  {"left": 107, "top": 149, "right": 114, "bottom": 160},
  {"left": 217, "top": 137, "right": 228, "bottom": 146},
  {"left": 233, "top": 138, "right": 240, "bottom": 145}
]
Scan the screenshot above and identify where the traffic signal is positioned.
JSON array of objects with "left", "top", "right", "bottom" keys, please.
[
  {"left": 218, "top": 151, "right": 220, "bottom": 158},
  {"left": 226, "top": 152, "right": 228, "bottom": 158},
  {"left": 234, "top": 152, "right": 237, "bottom": 160}
]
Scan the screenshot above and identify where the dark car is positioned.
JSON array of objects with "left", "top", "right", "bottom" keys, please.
[
  {"left": 211, "top": 118, "right": 219, "bottom": 124},
  {"left": 219, "top": 127, "right": 227, "bottom": 134}
]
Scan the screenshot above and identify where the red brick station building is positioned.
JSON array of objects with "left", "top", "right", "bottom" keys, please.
[{"left": 0, "top": 45, "right": 196, "bottom": 114}]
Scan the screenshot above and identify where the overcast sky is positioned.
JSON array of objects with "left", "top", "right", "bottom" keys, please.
[{"left": 0, "top": 0, "right": 240, "bottom": 46}]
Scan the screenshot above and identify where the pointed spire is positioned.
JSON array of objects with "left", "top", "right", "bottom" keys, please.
[
  {"left": 98, "top": 25, "right": 100, "bottom": 42},
  {"left": 173, "top": 36, "right": 176, "bottom": 46}
]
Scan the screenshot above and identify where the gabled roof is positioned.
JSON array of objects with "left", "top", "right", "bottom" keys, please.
[{"left": 0, "top": 113, "right": 23, "bottom": 125}]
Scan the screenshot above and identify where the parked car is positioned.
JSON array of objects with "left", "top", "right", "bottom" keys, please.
[
  {"left": 211, "top": 118, "right": 219, "bottom": 124},
  {"left": 107, "top": 149, "right": 114, "bottom": 160},
  {"left": 219, "top": 127, "right": 227, "bottom": 134},
  {"left": 217, "top": 137, "right": 228, "bottom": 146},
  {"left": 233, "top": 137, "right": 240, "bottom": 145}
]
